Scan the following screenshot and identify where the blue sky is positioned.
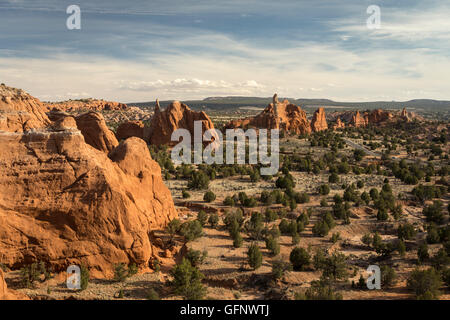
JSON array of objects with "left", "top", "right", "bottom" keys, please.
[{"left": 1, "top": 0, "right": 449, "bottom": 102}]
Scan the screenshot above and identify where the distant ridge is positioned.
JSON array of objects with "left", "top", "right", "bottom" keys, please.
[{"left": 130, "top": 96, "right": 450, "bottom": 112}]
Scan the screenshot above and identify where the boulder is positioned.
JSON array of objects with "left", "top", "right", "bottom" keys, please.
[{"left": 75, "top": 112, "right": 119, "bottom": 153}]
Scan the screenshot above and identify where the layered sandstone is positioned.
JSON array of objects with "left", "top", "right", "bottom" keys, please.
[
  {"left": 0, "top": 85, "right": 178, "bottom": 277},
  {"left": 226, "top": 94, "right": 311, "bottom": 135},
  {"left": 368, "top": 109, "right": 394, "bottom": 124},
  {"left": 310, "top": 107, "right": 328, "bottom": 132},
  {"left": 148, "top": 100, "right": 216, "bottom": 146}
]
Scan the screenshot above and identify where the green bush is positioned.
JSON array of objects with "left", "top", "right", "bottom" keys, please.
[
  {"left": 197, "top": 210, "right": 208, "bottom": 226},
  {"left": 208, "top": 213, "right": 219, "bottom": 228},
  {"left": 186, "top": 249, "right": 208, "bottom": 267},
  {"left": 171, "top": 258, "right": 206, "bottom": 300},
  {"left": 271, "top": 260, "right": 292, "bottom": 280},
  {"left": 265, "top": 236, "right": 280, "bottom": 256},
  {"left": 247, "top": 243, "right": 263, "bottom": 270},
  {"left": 290, "top": 247, "right": 310, "bottom": 271},
  {"left": 203, "top": 191, "right": 216, "bottom": 203},
  {"left": 407, "top": 268, "right": 442, "bottom": 300},
  {"left": 180, "top": 220, "right": 203, "bottom": 242}
]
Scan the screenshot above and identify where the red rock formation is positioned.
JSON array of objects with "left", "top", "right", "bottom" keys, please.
[
  {"left": 116, "top": 120, "right": 146, "bottom": 141},
  {"left": 350, "top": 111, "right": 368, "bottom": 127},
  {"left": 368, "top": 109, "right": 394, "bottom": 124},
  {"left": 0, "top": 84, "right": 50, "bottom": 132},
  {"left": 332, "top": 117, "right": 345, "bottom": 130},
  {"left": 148, "top": 100, "right": 216, "bottom": 146},
  {"left": 48, "top": 99, "right": 128, "bottom": 113},
  {"left": 226, "top": 94, "right": 311, "bottom": 135},
  {"left": 75, "top": 112, "right": 119, "bottom": 153},
  {"left": 310, "top": 107, "right": 328, "bottom": 132},
  {"left": 0, "top": 85, "right": 178, "bottom": 278}
]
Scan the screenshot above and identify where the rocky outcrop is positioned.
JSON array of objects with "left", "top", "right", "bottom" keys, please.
[
  {"left": 0, "top": 85, "right": 178, "bottom": 278},
  {"left": 350, "top": 111, "right": 368, "bottom": 127},
  {"left": 148, "top": 100, "right": 216, "bottom": 146},
  {"left": 310, "top": 107, "right": 328, "bottom": 132},
  {"left": 0, "top": 84, "right": 50, "bottom": 132},
  {"left": 332, "top": 117, "right": 345, "bottom": 130},
  {"left": 75, "top": 112, "right": 119, "bottom": 153},
  {"left": 367, "top": 109, "right": 394, "bottom": 124},
  {"left": 48, "top": 99, "right": 128, "bottom": 113},
  {"left": 0, "top": 269, "right": 28, "bottom": 300},
  {"left": 226, "top": 94, "right": 311, "bottom": 135},
  {"left": 116, "top": 120, "right": 146, "bottom": 141}
]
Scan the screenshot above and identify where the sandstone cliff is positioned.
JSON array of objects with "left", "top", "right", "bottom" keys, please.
[{"left": 0, "top": 85, "right": 177, "bottom": 277}]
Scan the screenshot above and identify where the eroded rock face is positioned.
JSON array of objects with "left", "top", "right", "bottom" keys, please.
[
  {"left": 148, "top": 100, "right": 216, "bottom": 146},
  {"left": 226, "top": 95, "right": 311, "bottom": 135},
  {"left": 350, "top": 111, "right": 368, "bottom": 127},
  {"left": 0, "top": 85, "right": 178, "bottom": 278},
  {"left": 0, "top": 84, "right": 50, "bottom": 132},
  {"left": 0, "top": 131, "right": 177, "bottom": 277},
  {"left": 75, "top": 112, "right": 119, "bottom": 153},
  {"left": 310, "top": 107, "right": 328, "bottom": 132},
  {"left": 116, "top": 120, "right": 146, "bottom": 141}
]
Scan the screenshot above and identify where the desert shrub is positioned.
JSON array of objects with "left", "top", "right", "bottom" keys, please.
[
  {"left": 329, "top": 172, "right": 339, "bottom": 183},
  {"left": 79, "top": 265, "right": 90, "bottom": 291},
  {"left": 264, "top": 209, "right": 278, "bottom": 222},
  {"left": 312, "top": 220, "right": 330, "bottom": 237},
  {"left": 296, "top": 192, "right": 310, "bottom": 204},
  {"left": 397, "top": 223, "right": 417, "bottom": 240},
  {"left": 180, "top": 220, "right": 203, "bottom": 242},
  {"left": 171, "top": 258, "right": 206, "bottom": 300},
  {"left": 167, "top": 218, "right": 182, "bottom": 241},
  {"left": 295, "top": 280, "right": 342, "bottom": 300},
  {"left": 223, "top": 196, "right": 235, "bottom": 206},
  {"left": 432, "top": 247, "right": 450, "bottom": 270},
  {"left": 271, "top": 260, "right": 292, "bottom": 280},
  {"left": 188, "top": 171, "right": 210, "bottom": 190},
  {"left": 331, "top": 232, "right": 341, "bottom": 244},
  {"left": 208, "top": 213, "right": 219, "bottom": 228},
  {"left": 246, "top": 212, "right": 264, "bottom": 240},
  {"left": 290, "top": 247, "right": 311, "bottom": 271},
  {"left": 380, "top": 265, "right": 397, "bottom": 287},
  {"left": 20, "top": 263, "right": 40, "bottom": 288},
  {"left": 417, "top": 243, "right": 430, "bottom": 264},
  {"left": 361, "top": 233, "right": 372, "bottom": 247},
  {"left": 265, "top": 236, "right": 280, "bottom": 256},
  {"left": 247, "top": 243, "right": 263, "bottom": 270},
  {"left": 318, "top": 184, "right": 330, "bottom": 196},
  {"left": 397, "top": 240, "right": 406, "bottom": 257},
  {"left": 442, "top": 268, "right": 450, "bottom": 287},
  {"left": 297, "top": 212, "right": 309, "bottom": 226},
  {"left": 114, "top": 263, "right": 128, "bottom": 282},
  {"left": 186, "top": 249, "right": 208, "bottom": 267},
  {"left": 203, "top": 191, "right": 216, "bottom": 203},
  {"left": 407, "top": 268, "right": 442, "bottom": 300},
  {"left": 127, "top": 263, "right": 138, "bottom": 277},
  {"left": 423, "top": 201, "right": 444, "bottom": 224},
  {"left": 233, "top": 232, "right": 243, "bottom": 248},
  {"left": 182, "top": 189, "right": 191, "bottom": 199},
  {"left": 314, "top": 251, "right": 348, "bottom": 281},
  {"left": 197, "top": 210, "right": 208, "bottom": 226}
]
